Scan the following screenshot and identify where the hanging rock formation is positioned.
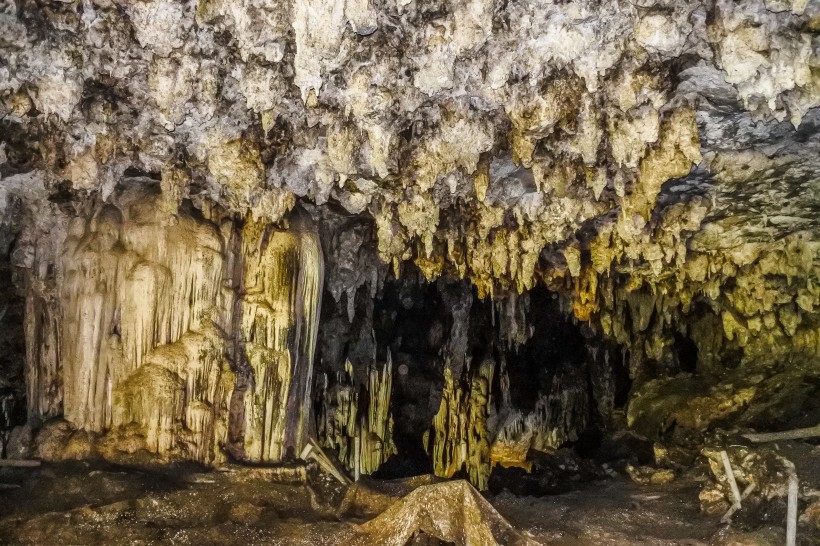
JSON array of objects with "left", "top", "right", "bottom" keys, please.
[
  {"left": 16, "top": 183, "right": 322, "bottom": 465},
  {"left": 238, "top": 217, "right": 323, "bottom": 462}
]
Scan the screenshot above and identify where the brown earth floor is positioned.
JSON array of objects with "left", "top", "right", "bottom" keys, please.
[{"left": 0, "top": 461, "right": 816, "bottom": 545}]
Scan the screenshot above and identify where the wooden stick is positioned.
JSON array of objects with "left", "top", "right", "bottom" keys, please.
[
  {"left": 787, "top": 473, "right": 798, "bottom": 546},
  {"left": 721, "top": 483, "right": 756, "bottom": 523},
  {"left": 304, "top": 440, "right": 352, "bottom": 485},
  {"left": 742, "top": 424, "right": 820, "bottom": 443},
  {"left": 720, "top": 451, "right": 742, "bottom": 511},
  {"left": 353, "top": 434, "right": 361, "bottom": 482},
  {"left": 0, "top": 459, "right": 41, "bottom": 468}
]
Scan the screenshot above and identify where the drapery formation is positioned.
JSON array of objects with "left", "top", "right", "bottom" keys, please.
[{"left": 22, "top": 185, "right": 323, "bottom": 464}]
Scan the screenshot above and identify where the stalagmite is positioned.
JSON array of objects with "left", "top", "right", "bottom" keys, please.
[
  {"left": 430, "top": 359, "right": 496, "bottom": 490},
  {"left": 431, "top": 367, "right": 466, "bottom": 481},
  {"left": 466, "top": 360, "right": 495, "bottom": 490},
  {"left": 316, "top": 353, "right": 396, "bottom": 474},
  {"left": 361, "top": 352, "right": 394, "bottom": 474}
]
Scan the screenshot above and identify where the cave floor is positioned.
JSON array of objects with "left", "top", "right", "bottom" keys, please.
[{"left": 0, "top": 461, "right": 805, "bottom": 545}]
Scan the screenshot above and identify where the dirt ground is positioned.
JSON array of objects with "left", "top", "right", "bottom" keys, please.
[{"left": 0, "top": 460, "right": 816, "bottom": 545}]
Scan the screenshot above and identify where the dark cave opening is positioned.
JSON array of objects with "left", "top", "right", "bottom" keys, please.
[
  {"left": 313, "top": 264, "right": 622, "bottom": 485},
  {"left": 496, "top": 287, "right": 588, "bottom": 414},
  {"left": 0, "top": 248, "right": 27, "bottom": 457},
  {"left": 674, "top": 333, "right": 699, "bottom": 374}
]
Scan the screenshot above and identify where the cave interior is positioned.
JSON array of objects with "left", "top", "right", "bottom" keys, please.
[{"left": 2, "top": 0, "right": 820, "bottom": 544}]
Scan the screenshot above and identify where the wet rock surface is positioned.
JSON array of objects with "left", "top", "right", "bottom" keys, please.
[
  {"left": 0, "top": 460, "right": 786, "bottom": 546},
  {"left": 2, "top": 434, "right": 818, "bottom": 545}
]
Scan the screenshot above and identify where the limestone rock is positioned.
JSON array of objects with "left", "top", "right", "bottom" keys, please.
[
  {"left": 625, "top": 464, "right": 676, "bottom": 486},
  {"left": 5, "top": 424, "right": 33, "bottom": 459},
  {"left": 1, "top": 0, "right": 819, "bottom": 493}
]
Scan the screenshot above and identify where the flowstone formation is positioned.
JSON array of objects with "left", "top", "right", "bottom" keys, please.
[
  {"left": 0, "top": 0, "right": 819, "bottom": 495},
  {"left": 14, "top": 182, "right": 323, "bottom": 465}
]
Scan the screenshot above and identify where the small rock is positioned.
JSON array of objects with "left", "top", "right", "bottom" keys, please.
[
  {"left": 653, "top": 443, "right": 694, "bottom": 468},
  {"left": 227, "top": 502, "right": 264, "bottom": 525},
  {"left": 34, "top": 419, "right": 74, "bottom": 461},
  {"left": 63, "top": 430, "right": 96, "bottom": 460},
  {"left": 698, "top": 484, "right": 729, "bottom": 515},
  {"left": 6, "top": 424, "right": 33, "bottom": 459},
  {"left": 800, "top": 499, "right": 820, "bottom": 528},
  {"left": 625, "top": 464, "right": 676, "bottom": 486}
]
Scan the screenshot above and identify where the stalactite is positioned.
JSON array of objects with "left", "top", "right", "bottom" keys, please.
[
  {"left": 22, "top": 187, "right": 323, "bottom": 466},
  {"left": 497, "top": 292, "right": 533, "bottom": 350},
  {"left": 440, "top": 282, "right": 473, "bottom": 376}
]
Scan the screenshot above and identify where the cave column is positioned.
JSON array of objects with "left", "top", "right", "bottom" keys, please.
[{"left": 238, "top": 219, "right": 323, "bottom": 462}]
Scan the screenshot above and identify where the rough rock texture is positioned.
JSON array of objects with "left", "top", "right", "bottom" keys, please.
[
  {"left": 3, "top": 0, "right": 817, "bottom": 355},
  {"left": 1, "top": 0, "right": 819, "bottom": 487}
]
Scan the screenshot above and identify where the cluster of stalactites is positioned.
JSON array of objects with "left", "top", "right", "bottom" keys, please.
[
  {"left": 31, "top": 190, "right": 237, "bottom": 464},
  {"left": 21, "top": 189, "right": 323, "bottom": 465},
  {"left": 493, "top": 292, "right": 535, "bottom": 351},
  {"left": 370, "top": 97, "right": 702, "bottom": 302},
  {"left": 558, "top": 228, "right": 820, "bottom": 375},
  {"left": 316, "top": 354, "right": 396, "bottom": 476}
]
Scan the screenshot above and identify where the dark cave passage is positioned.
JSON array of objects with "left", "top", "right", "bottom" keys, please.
[
  {"left": 0, "top": 254, "right": 26, "bottom": 458},
  {"left": 312, "top": 265, "right": 626, "bottom": 486}
]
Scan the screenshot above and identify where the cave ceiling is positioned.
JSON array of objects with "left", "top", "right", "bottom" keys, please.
[{"left": 1, "top": 0, "right": 819, "bottom": 369}]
